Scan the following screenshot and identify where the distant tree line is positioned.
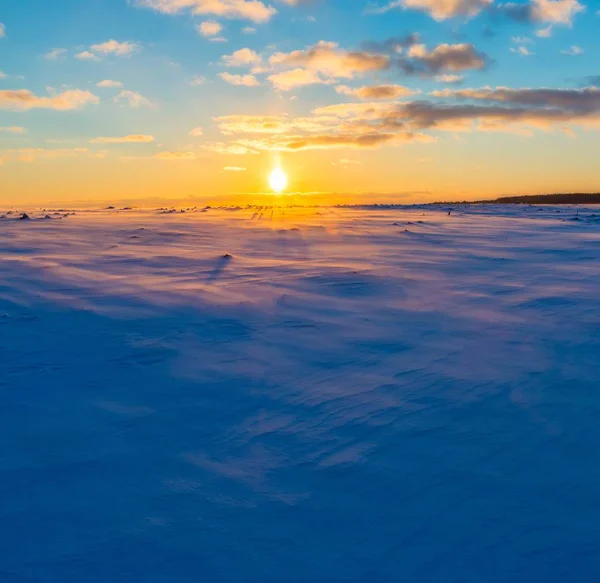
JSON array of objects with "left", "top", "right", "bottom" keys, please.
[{"left": 473, "top": 193, "right": 600, "bottom": 204}]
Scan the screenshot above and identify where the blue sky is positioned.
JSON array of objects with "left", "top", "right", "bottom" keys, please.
[{"left": 0, "top": 0, "right": 598, "bottom": 204}]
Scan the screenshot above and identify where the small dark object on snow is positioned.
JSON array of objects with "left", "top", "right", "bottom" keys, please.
[
  {"left": 447, "top": 211, "right": 452, "bottom": 216},
  {"left": 223, "top": 253, "right": 232, "bottom": 259},
  {"left": 106, "top": 206, "right": 115, "bottom": 210},
  {"left": 20, "top": 213, "right": 30, "bottom": 220},
  {"left": 44, "top": 215, "right": 52, "bottom": 219}
]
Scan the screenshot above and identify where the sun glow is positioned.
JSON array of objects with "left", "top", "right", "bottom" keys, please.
[{"left": 269, "top": 167, "right": 288, "bottom": 193}]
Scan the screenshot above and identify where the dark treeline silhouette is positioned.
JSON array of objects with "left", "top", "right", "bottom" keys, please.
[{"left": 474, "top": 193, "right": 600, "bottom": 205}]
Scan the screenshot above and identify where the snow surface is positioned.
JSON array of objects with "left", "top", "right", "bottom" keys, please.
[{"left": 1, "top": 205, "right": 599, "bottom": 582}]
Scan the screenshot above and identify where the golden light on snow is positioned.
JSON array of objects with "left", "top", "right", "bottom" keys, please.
[{"left": 269, "top": 167, "right": 288, "bottom": 193}]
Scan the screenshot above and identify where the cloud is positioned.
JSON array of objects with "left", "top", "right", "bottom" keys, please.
[
  {"left": 209, "top": 85, "right": 600, "bottom": 153},
  {"left": 0, "top": 148, "right": 105, "bottom": 163},
  {"left": 336, "top": 84, "right": 418, "bottom": 99},
  {"left": 76, "top": 51, "right": 100, "bottom": 61},
  {"left": 242, "top": 26, "right": 257, "bottom": 33},
  {"left": 134, "top": 0, "right": 278, "bottom": 22},
  {"left": 270, "top": 41, "right": 390, "bottom": 79},
  {"left": 370, "top": 0, "right": 492, "bottom": 20},
  {"left": 90, "top": 39, "right": 138, "bottom": 56},
  {"left": 190, "top": 127, "right": 204, "bottom": 136},
  {"left": 219, "top": 72, "right": 260, "bottom": 86},
  {"left": 535, "top": 25, "right": 553, "bottom": 36},
  {"left": 155, "top": 151, "right": 196, "bottom": 160},
  {"left": 222, "top": 47, "right": 261, "bottom": 66},
  {"left": 0, "top": 23, "right": 5, "bottom": 38},
  {"left": 190, "top": 75, "right": 207, "bottom": 85},
  {"left": 114, "top": 90, "right": 153, "bottom": 107},
  {"left": 399, "top": 42, "right": 489, "bottom": 74},
  {"left": 529, "top": 0, "right": 584, "bottom": 24},
  {"left": 435, "top": 74, "right": 464, "bottom": 83},
  {"left": 89, "top": 134, "right": 155, "bottom": 144},
  {"left": 268, "top": 68, "right": 333, "bottom": 91},
  {"left": 0, "top": 89, "right": 99, "bottom": 111},
  {"left": 45, "top": 48, "right": 68, "bottom": 60},
  {"left": 495, "top": 0, "right": 584, "bottom": 26},
  {"left": 198, "top": 20, "right": 224, "bottom": 36},
  {"left": 97, "top": 79, "right": 124, "bottom": 88},
  {"left": 561, "top": 45, "right": 583, "bottom": 55},
  {"left": 0, "top": 126, "right": 26, "bottom": 134},
  {"left": 431, "top": 86, "right": 600, "bottom": 110},
  {"left": 510, "top": 46, "right": 534, "bottom": 56},
  {"left": 224, "top": 166, "right": 246, "bottom": 171}
]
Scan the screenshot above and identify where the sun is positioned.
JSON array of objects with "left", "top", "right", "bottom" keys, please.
[{"left": 269, "top": 167, "right": 288, "bottom": 193}]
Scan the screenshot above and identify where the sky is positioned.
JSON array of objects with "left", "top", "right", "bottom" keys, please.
[{"left": 0, "top": 0, "right": 599, "bottom": 205}]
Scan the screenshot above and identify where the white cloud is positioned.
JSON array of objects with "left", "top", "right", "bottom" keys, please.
[
  {"left": 219, "top": 72, "right": 260, "bottom": 86},
  {"left": 190, "top": 75, "right": 207, "bottom": 85},
  {"left": 190, "top": 127, "right": 204, "bottom": 136},
  {"left": 0, "top": 126, "right": 26, "bottom": 133},
  {"left": 535, "top": 25, "right": 552, "bottom": 37},
  {"left": 0, "top": 89, "right": 99, "bottom": 111},
  {"left": 510, "top": 46, "right": 534, "bottom": 56},
  {"left": 198, "top": 20, "right": 223, "bottom": 36},
  {"left": 76, "top": 51, "right": 100, "bottom": 61},
  {"left": 155, "top": 151, "right": 196, "bottom": 160},
  {"left": 89, "top": 135, "right": 155, "bottom": 144},
  {"left": 224, "top": 166, "right": 246, "bottom": 171},
  {"left": 530, "top": 0, "right": 584, "bottom": 25},
  {"left": 561, "top": 45, "right": 583, "bottom": 55},
  {"left": 114, "top": 90, "right": 153, "bottom": 108},
  {"left": 371, "top": 0, "right": 492, "bottom": 20},
  {"left": 134, "top": 0, "right": 278, "bottom": 23},
  {"left": 222, "top": 47, "right": 261, "bottom": 66},
  {"left": 0, "top": 23, "right": 5, "bottom": 39},
  {"left": 90, "top": 39, "right": 138, "bottom": 56},
  {"left": 97, "top": 80, "right": 124, "bottom": 88},
  {"left": 45, "top": 48, "right": 68, "bottom": 60}
]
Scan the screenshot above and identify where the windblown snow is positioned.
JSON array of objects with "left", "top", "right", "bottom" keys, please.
[{"left": 1, "top": 205, "right": 599, "bottom": 582}]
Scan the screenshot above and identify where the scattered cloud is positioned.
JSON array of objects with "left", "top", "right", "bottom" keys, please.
[
  {"left": 400, "top": 42, "right": 489, "bottom": 74},
  {"left": 535, "top": 25, "right": 553, "bottom": 37},
  {"left": 155, "top": 151, "right": 196, "bottom": 160},
  {"left": 0, "top": 23, "right": 5, "bottom": 38},
  {"left": 268, "top": 68, "right": 333, "bottom": 91},
  {"left": 224, "top": 166, "right": 246, "bottom": 171},
  {"left": 242, "top": 26, "right": 257, "bottom": 33},
  {"left": 270, "top": 41, "right": 389, "bottom": 79},
  {"left": 90, "top": 39, "right": 139, "bottom": 56},
  {"left": 134, "top": 0, "right": 278, "bottom": 23},
  {"left": 45, "top": 48, "right": 68, "bottom": 60},
  {"left": 97, "top": 79, "right": 124, "bottom": 88},
  {"left": 89, "top": 134, "right": 155, "bottom": 144},
  {"left": 189, "top": 127, "right": 204, "bottom": 136},
  {"left": 190, "top": 75, "right": 207, "bottom": 85},
  {"left": 369, "top": 0, "right": 493, "bottom": 21},
  {"left": 435, "top": 74, "right": 464, "bottom": 83},
  {"left": 0, "top": 89, "right": 99, "bottom": 111},
  {"left": 0, "top": 126, "right": 26, "bottom": 134},
  {"left": 114, "top": 90, "right": 153, "bottom": 107},
  {"left": 209, "top": 85, "right": 600, "bottom": 153},
  {"left": 198, "top": 20, "right": 223, "bottom": 36},
  {"left": 219, "top": 72, "right": 260, "bottom": 86},
  {"left": 222, "top": 47, "right": 261, "bottom": 66},
  {"left": 511, "top": 46, "right": 534, "bottom": 56},
  {"left": 0, "top": 147, "right": 106, "bottom": 163},
  {"left": 76, "top": 51, "right": 100, "bottom": 61},
  {"left": 561, "top": 45, "right": 583, "bottom": 55},
  {"left": 336, "top": 84, "right": 418, "bottom": 100}
]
